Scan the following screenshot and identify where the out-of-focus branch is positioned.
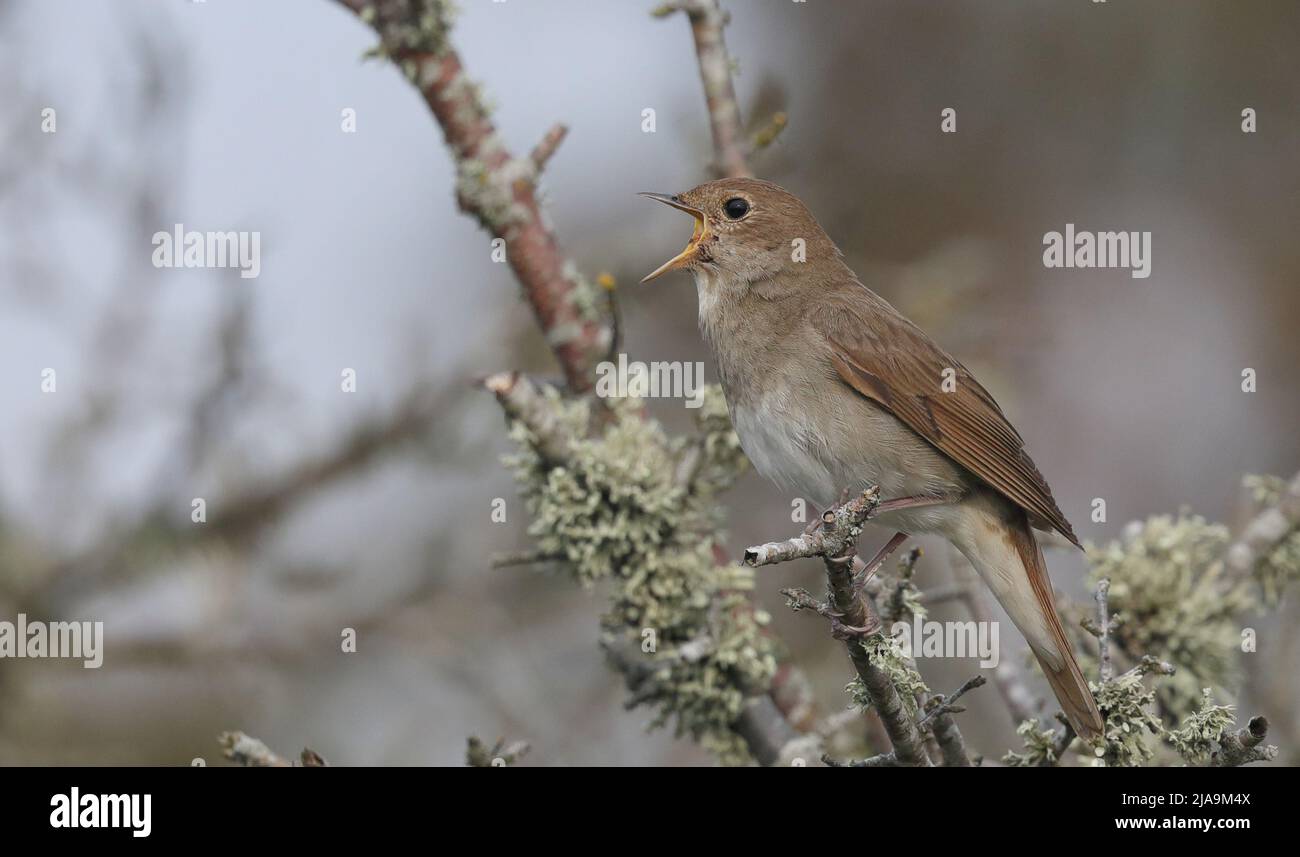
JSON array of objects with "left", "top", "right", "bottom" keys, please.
[
  {"left": 219, "top": 731, "right": 328, "bottom": 767},
  {"left": 336, "top": 0, "right": 610, "bottom": 392},
  {"left": 466, "top": 735, "right": 530, "bottom": 767},
  {"left": 21, "top": 382, "right": 451, "bottom": 612},
  {"left": 1225, "top": 470, "right": 1300, "bottom": 577},
  {"left": 653, "top": 0, "right": 751, "bottom": 178}
]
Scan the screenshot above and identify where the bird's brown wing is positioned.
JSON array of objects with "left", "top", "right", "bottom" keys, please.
[{"left": 812, "top": 295, "right": 1080, "bottom": 548}]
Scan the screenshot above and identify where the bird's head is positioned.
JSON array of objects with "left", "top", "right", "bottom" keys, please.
[{"left": 640, "top": 178, "right": 836, "bottom": 286}]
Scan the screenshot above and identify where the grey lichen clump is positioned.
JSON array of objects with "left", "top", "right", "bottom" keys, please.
[
  {"left": 1085, "top": 512, "right": 1251, "bottom": 719},
  {"left": 1001, "top": 719, "right": 1066, "bottom": 767},
  {"left": 845, "top": 635, "right": 928, "bottom": 718},
  {"left": 1092, "top": 667, "right": 1165, "bottom": 766},
  {"left": 1166, "top": 688, "right": 1239, "bottom": 764},
  {"left": 503, "top": 386, "right": 777, "bottom": 764}
]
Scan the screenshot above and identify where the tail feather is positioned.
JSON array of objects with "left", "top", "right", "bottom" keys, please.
[{"left": 1007, "top": 515, "right": 1105, "bottom": 742}]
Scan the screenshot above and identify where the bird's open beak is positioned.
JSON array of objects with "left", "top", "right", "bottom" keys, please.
[{"left": 639, "top": 193, "right": 706, "bottom": 283}]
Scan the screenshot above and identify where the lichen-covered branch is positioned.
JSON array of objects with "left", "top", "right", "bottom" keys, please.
[
  {"left": 336, "top": 0, "right": 611, "bottom": 392},
  {"left": 762, "top": 488, "right": 932, "bottom": 766},
  {"left": 492, "top": 378, "right": 793, "bottom": 764},
  {"left": 1209, "top": 717, "right": 1278, "bottom": 767}
]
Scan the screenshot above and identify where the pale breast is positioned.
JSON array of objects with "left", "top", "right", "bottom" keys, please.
[{"left": 732, "top": 394, "right": 838, "bottom": 506}]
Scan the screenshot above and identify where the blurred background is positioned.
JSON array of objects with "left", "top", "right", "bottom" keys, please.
[{"left": 0, "top": 0, "right": 1295, "bottom": 765}]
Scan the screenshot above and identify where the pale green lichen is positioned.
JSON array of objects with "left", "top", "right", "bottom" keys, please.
[
  {"left": 1085, "top": 512, "right": 1250, "bottom": 720},
  {"left": 1166, "top": 688, "right": 1238, "bottom": 764},
  {"left": 1093, "top": 669, "right": 1164, "bottom": 767},
  {"left": 845, "top": 634, "right": 929, "bottom": 718},
  {"left": 1002, "top": 719, "right": 1066, "bottom": 767},
  {"left": 503, "top": 388, "right": 772, "bottom": 764},
  {"left": 879, "top": 550, "right": 927, "bottom": 625}
]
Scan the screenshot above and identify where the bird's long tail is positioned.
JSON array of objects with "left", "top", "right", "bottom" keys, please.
[{"left": 955, "top": 502, "right": 1104, "bottom": 742}]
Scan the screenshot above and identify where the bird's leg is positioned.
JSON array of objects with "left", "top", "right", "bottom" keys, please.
[
  {"left": 853, "top": 531, "right": 910, "bottom": 595},
  {"left": 874, "top": 489, "right": 966, "bottom": 516}
]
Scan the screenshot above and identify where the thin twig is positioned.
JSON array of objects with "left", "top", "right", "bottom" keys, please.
[{"left": 1095, "top": 577, "right": 1114, "bottom": 684}]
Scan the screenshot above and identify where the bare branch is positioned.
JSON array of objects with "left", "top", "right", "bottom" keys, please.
[
  {"left": 654, "top": 0, "right": 751, "bottom": 178},
  {"left": 1095, "top": 577, "right": 1114, "bottom": 684},
  {"left": 918, "top": 675, "right": 986, "bottom": 767},
  {"left": 528, "top": 122, "right": 568, "bottom": 174}
]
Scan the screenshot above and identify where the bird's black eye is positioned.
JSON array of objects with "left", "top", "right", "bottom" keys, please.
[{"left": 723, "top": 197, "right": 750, "bottom": 220}]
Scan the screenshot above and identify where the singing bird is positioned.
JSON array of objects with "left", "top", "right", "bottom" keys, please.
[{"left": 641, "top": 178, "right": 1104, "bottom": 740}]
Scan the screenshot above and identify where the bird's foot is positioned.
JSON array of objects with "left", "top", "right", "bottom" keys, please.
[{"left": 829, "top": 613, "right": 881, "bottom": 641}]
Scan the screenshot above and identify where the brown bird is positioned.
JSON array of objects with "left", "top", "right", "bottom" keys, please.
[{"left": 641, "top": 178, "right": 1104, "bottom": 741}]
